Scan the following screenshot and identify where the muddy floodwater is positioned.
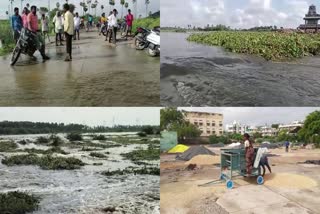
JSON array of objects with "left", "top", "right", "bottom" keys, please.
[
  {"left": 0, "top": 32, "right": 159, "bottom": 106},
  {"left": 0, "top": 133, "right": 160, "bottom": 214},
  {"left": 161, "top": 32, "right": 320, "bottom": 106}
]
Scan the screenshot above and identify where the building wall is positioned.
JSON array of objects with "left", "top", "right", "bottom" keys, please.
[{"left": 184, "top": 111, "right": 224, "bottom": 137}]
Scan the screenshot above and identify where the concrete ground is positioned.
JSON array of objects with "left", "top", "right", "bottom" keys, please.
[
  {"left": 160, "top": 146, "right": 320, "bottom": 214},
  {"left": 0, "top": 31, "right": 159, "bottom": 106}
]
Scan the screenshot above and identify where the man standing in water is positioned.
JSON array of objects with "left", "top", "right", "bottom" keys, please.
[
  {"left": 63, "top": 4, "right": 74, "bottom": 61},
  {"left": 74, "top": 12, "right": 81, "bottom": 40},
  {"left": 243, "top": 133, "right": 254, "bottom": 176},
  {"left": 11, "top": 7, "right": 22, "bottom": 44},
  {"left": 108, "top": 9, "right": 118, "bottom": 44},
  {"left": 27, "top": 6, "right": 50, "bottom": 61}
]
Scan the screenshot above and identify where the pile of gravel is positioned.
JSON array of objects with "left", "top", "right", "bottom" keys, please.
[
  {"left": 176, "top": 146, "right": 215, "bottom": 161},
  {"left": 210, "top": 143, "right": 225, "bottom": 148}
]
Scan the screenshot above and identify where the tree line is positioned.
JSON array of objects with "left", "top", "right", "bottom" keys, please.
[{"left": 0, "top": 121, "right": 159, "bottom": 135}]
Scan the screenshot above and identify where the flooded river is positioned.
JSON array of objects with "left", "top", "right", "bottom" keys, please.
[
  {"left": 0, "top": 32, "right": 160, "bottom": 106},
  {"left": 161, "top": 32, "right": 320, "bottom": 106},
  {"left": 0, "top": 133, "right": 160, "bottom": 214}
]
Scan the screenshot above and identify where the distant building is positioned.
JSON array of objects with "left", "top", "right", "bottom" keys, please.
[
  {"left": 225, "top": 121, "right": 258, "bottom": 135},
  {"left": 278, "top": 121, "right": 304, "bottom": 134},
  {"left": 260, "top": 126, "right": 278, "bottom": 137},
  {"left": 298, "top": 5, "right": 320, "bottom": 32},
  {"left": 184, "top": 111, "right": 223, "bottom": 137}
]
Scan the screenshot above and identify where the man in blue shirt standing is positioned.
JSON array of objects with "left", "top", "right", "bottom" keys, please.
[
  {"left": 11, "top": 7, "right": 23, "bottom": 43},
  {"left": 285, "top": 141, "right": 290, "bottom": 152}
]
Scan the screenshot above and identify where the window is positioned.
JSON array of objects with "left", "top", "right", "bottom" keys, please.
[
  {"left": 207, "top": 123, "right": 210, "bottom": 126},
  {"left": 212, "top": 123, "right": 215, "bottom": 126},
  {"left": 212, "top": 130, "right": 216, "bottom": 134},
  {"left": 194, "top": 122, "right": 198, "bottom": 125},
  {"left": 207, "top": 130, "right": 211, "bottom": 134},
  {"left": 199, "top": 122, "right": 203, "bottom": 126},
  {"left": 219, "top": 131, "right": 223, "bottom": 134}
]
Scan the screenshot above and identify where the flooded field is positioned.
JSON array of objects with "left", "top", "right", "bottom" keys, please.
[
  {"left": 0, "top": 133, "right": 160, "bottom": 214},
  {"left": 0, "top": 32, "right": 160, "bottom": 106},
  {"left": 161, "top": 32, "right": 320, "bottom": 106}
]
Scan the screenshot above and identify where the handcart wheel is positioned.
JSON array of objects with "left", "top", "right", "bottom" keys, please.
[
  {"left": 226, "top": 180, "right": 234, "bottom": 189},
  {"left": 257, "top": 175, "right": 264, "bottom": 185}
]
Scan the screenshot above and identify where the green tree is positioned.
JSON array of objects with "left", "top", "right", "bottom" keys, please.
[
  {"left": 39, "top": 7, "right": 49, "bottom": 14},
  {"left": 160, "top": 107, "right": 184, "bottom": 130},
  {"left": 120, "top": 0, "right": 125, "bottom": 18},
  {"left": 271, "top": 124, "right": 279, "bottom": 129},
  {"left": 172, "top": 122, "right": 201, "bottom": 141},
  {"left": 298, "top": 111, "right": 320, "bottom": 147}
]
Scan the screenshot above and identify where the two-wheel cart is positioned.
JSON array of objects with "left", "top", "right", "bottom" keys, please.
[{"left": 200, "top": 148, "right": 264, "bottom": 189}]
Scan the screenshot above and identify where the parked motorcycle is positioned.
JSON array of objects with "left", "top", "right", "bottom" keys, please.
[
  {"left": 100, "top": 22, "right": 109, "bottom": 36},
  {"left": 134, "top": 26, "right": 160, "bottom": 57},
  {"left": 10, "top": 28, "right": 37, "bottom": 66}
]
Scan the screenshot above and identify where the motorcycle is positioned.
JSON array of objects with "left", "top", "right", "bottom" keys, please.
[
  {"left": 100, "top": 22, "right": 109, "bottom": 36},
  {"left": 10, "top": 28, "right": 37, "bottom": 66},
  {"left": 134, "top": 26, "right": 160, "bottom": 57}
]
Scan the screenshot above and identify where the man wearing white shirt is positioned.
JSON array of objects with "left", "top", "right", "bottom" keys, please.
[
  {"left": 74, "top": 12, "right": 81, "bottom": 40},
  {"left": 108, "top": 9, "right": 118, "bottom": 44}
]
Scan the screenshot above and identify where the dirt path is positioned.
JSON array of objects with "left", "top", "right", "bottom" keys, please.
[{"left": 0, "top": 31, "right": 159, "bottom": 106}]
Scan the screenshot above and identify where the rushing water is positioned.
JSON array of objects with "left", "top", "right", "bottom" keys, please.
[
  {"left": 161, "top": 32, "right": 320, "bottom": 106},
  {"left": 0, "top": 32, "right": 160, "bottom": 106},
  {"left": 0, "top": 134, "right": 160, "bottom": 214}
]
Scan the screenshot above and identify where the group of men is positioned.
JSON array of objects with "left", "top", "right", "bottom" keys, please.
[{"left": 11, "top": 4, "right": 76, "bottom": 62}]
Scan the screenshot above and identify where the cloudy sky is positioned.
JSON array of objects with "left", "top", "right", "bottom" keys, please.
[
  {"left": 161, "top": 0, "right": 315, "bottom": 29},
  {"left": 179, "top": 107, "right": 320, "bottom": 126},
  {"left": 0, "top": 0, "right": 159, "bottom": 19},
  {"left": 0, "top": 107, "right": 160, "bottom": 126}
]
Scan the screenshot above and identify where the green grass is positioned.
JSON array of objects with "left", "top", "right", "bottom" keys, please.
[
  {"left": 2, "top": 154, "right": 85, "bottom": 170},
  {"left": 20, "top": 147, "right": 69, "bottom": 155},
  {"left": 187, "top": 31, "right": 320, "bottom": 61},
  {"left": 0, "top": 191, "right": 40, "bottom": 214},
  {"left": 92, "top": 135, "right": 106, "bottom": 141},
  {"left": 132, "top": 17, "right": 160, "bottom": 33},
  {"left": 89, "top": 152, "right": 107, "bottom": 158},
  {"left": 0, "top": 20, "right": 15, "bottom": 56},
  {"left": 0, "top": 141, "right": 18, "bottom": 152}
]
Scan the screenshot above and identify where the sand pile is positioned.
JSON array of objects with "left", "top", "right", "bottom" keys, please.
[
  {"left": 185, "top": 155, "right": 220, "bottom": 165},
  {"left": 176, "top": 146, "right": 215, "bottom": 161},
  {"left": 168, "top": 144, "right": 189, "bottom": 153},
  {"left": 264, "top": 173, "right": 317, "bottom": 189}
]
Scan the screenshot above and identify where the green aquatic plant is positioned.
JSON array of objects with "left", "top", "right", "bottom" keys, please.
[
  {"left": 0, "top": 141, "right": 18, "bottom": 152},
  {"left": 121, "top": 146, "right": 160, "bottom": 161},
  {"left": 89, "top": 152, "right": 107, "bottom": 158},
  {"left": 0, "top": 191, "right": 40, "bottom": 214},
  {"left": 187, "top": 31, "right": 320, "bottom": 61}
]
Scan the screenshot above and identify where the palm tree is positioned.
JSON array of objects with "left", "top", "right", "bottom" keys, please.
[
  {"left": 91, "top": 3, "right": 97, "bottom": 16},
  {"left": 132, "top": 0, "right": 137, "bottom": 18},
  {"left": 9, "top": 0, "right": 14, "bottom": 15},
  {"left": 87, "top": 0, "right": 92, "bottom": 14},
  {"left": 120, "top": 0, "right": 125, "bottom": 18},
  {"left": 101, "top": 5, "right": 104, "bottom": 14},
  {"left": 109, "top": 0, "right": 115, "bottom": 13},
  {"left": 56, "top": 2, "right": 60, "bottom": 9},
  {"left": 26, "top": 3, "right": 30, "bottom": 9},
  {"left": 145, "top": 0, "right": 150, "bottom": 18}
]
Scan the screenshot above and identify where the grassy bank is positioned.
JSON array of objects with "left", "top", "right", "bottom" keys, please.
[
  {"left": 121, "top": 145, "right": 160, "bottom": 161},
  {"left": 187, "top": 31, "right": 320, "bottom": 61},
  {"left": 132, "top": 17, "right": 160, "bottom": 33},
  {"left": 2, "top": 154, "right": 85, "bottom": 170},
  {"left": 0, "top": 20, "right": 15, "bottom": 56},
  {"left": 102, "top": 166, "right": 159, "bottom": 176},
  {"left": 0, "top": 191, "right": 40, "bottom": 214}
]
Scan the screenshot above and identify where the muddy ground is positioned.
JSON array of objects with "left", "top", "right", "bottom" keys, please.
[
  {"left": 0, "top": 31, "right": 159, "bottom": 106},
  {"left": 160, "top": 146, "right": 320, "bottom": 214}
]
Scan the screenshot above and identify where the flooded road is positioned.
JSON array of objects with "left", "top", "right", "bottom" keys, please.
[
  {"left": 0, "top": 133, "right": 160, "bottom": 213},
  {"left": 161, "top": 32, "right": 320, "bottom": 106},
  {"left": 0, "top": 32, "right": 159, "bottom": 106}
]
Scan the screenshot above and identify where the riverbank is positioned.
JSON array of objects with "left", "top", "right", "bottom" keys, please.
[{"left": 187, "top": 31, "right": 320, "bottom": 61}]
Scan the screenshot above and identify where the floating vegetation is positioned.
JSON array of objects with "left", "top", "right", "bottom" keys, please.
[
  {"left": 121, "top": 147, "right": 160, "bottom": 161},
  {"left": 102, "top": 166, "right": 160, "bottom": 176},
  {"left": 187, "top": 31, "right": 320, "bottom": 61},
  {"left": 17, "top": 139, "right": 31, "bottom": 145},
  {"left": 0, "top": 191, "right": 40, "bottom": 214},
  {"left": 0, "top": 141, "right": 18, "bottom": 152},
  {"left": 80, "top": 146, "right": 103, "bottom": 151},
  {"left": 66, "top": 133, "right": 83, "bottom": 141},
  {"left": 89, "top": 152, "right": 107, "bottom": 158},
  {"left": 21, "top": 147, "right": 69, "bottom": 155},
  {"left": 92, "top": 135, "right": 106, "bottom": 141},
  {"left": 2, "top": 154, "right": 85, "bottom": 170},
  {"left": 35, "top": 136, "right": 49, "bottom": 144}
]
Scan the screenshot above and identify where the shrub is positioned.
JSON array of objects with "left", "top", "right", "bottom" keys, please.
[
  {"left": 66, "top": 133, "right": 83, "bottom": 141},
  {"left": 137, "top": 132, "right": 147, "bottom": 137},
  {"left": 0, "top": 191, "right": 40, "bottom": 214},
  {"left": 121, "top": 147, "right": 159, "bottom": 161},
  {"left": 142, "top": 126, "right": 154, "bottom": 135},
  {"left": 35, "top": 136, "right": 49, "bottom": 144},
  {"left": 0, "top": 141, "right": 18, "bottom": 152},
  {"left": 49, "top": 135, "right": 64, "bottom": 147},
  {"left": 102, "top": 166, "right": 159, "bottom": 176},
  {"left": 92, "top": 135, "right": 106, "bottom": 141}
]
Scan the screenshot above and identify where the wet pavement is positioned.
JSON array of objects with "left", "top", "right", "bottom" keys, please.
[
  {"left": 0, "top": 32, "right": 159, "bottom": 106},
  {"left": 0, "top": 133, "right": 160, "bottom": 214},
  {"left": 161, "top": 32, "right": 320, "bottom": 106}
]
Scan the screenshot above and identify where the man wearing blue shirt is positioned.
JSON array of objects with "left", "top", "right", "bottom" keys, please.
[{"left": 11, "top": 7, "right": 23, "bottom": 43}]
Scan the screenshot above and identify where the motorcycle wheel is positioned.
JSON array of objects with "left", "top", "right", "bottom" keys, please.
[
  {"left": 102, "top": 30, "right": 107, "bottom": 36},
  {"left": 135, "top": 38, "right": 145, "bottom": 50},
  {"left": 10, "top": 45, "right": 22, "bottom": 66},
  {"left": 148, "top": 48, "right": 157, "bottom": 57}
]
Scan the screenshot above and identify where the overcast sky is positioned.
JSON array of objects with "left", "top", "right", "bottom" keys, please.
[
  {"left": 0, "top": 0, "right": 159, "bottom": 19},
  {"left": 179, "top": 107, "right": 320, "bottom": 126},
  {"left": 0, "top": 107, "right": 160, "bottom": 126},
  {"left": 161, "top": 0, "right": 315, "bottom": 29}
]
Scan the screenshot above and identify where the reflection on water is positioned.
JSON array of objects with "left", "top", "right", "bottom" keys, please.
[
  {"left": 161, "top": 32, "right": 320, "bottom": 106},
  {"left": 0, "top": 134, "right": 160, "bottom": 214}
]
